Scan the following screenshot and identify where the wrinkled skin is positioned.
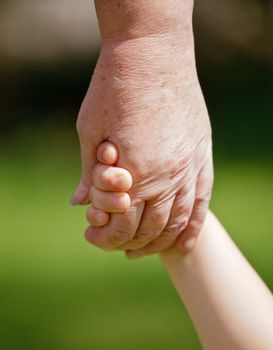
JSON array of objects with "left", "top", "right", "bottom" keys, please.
[{"left": 74, "top": 32, "right": 213, "bottom": 256}]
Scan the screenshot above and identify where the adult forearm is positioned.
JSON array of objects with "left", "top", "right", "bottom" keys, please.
[
  {"left": 160, "top": 212, "right": 273, "bottom": 350},
  {"left": 92, "top": 0, "right": 199, "bottom": 97}
]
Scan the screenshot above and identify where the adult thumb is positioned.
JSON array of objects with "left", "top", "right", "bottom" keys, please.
[
  {"left": 70, "top": 140, "right": 119, "bottom": 206},
  {"left": 70, "top": 141, "right": 97, "bottom": 206}
]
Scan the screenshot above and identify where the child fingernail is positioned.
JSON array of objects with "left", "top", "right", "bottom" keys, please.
[
  {"left": 70, "top": 196, "right": 79, "bottom": 206},
  {"left": 70, "top": 186, "right": 89, "bottom": 206},
  {"left": 115, "top": 175, "right": 126, "bottom": 188},
  {"left": 103, "top": 148, "right": 116, "bottom": 163},
  {"left": 96, "top": 212, "right": 106, "bottom": 223},
  {"left": 113, "top": 194, "right": 130, "bottom": 210}
]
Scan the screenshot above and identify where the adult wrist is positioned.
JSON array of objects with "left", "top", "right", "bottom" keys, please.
[
  {"left": 94, "top": 0, "right": 194, "bottom": 42},
  {"left": 94, "top": 35, "right": 198, "bottom": 97}
]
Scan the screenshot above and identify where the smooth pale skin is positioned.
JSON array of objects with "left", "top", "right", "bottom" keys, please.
[
  {"left": 160, "top": 212, "right": 273, "bottom": 350},
  {"left": 72, "top": 0, "right": 214, "bottom": 254},
  {"left": 86, "top": 142, "right": 133, "bottom": 227}
]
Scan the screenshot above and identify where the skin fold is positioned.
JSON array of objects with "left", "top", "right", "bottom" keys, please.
[{"left": 73, "top": 0, "right": 213, "bottom": 255}]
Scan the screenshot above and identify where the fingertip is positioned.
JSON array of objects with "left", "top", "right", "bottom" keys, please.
[
  {"left": 71, "top": 183, "right": 90, "bottom": 206},
  {"left": 97, "top": 142, "right": 118, "bottom": 165},
  {"left": 123, "top": 171, "right": 133, "bottom": 191},
  {"left": 183, "top": 237, "right": 197, "bottom": 251},
  {"left": 125, "top": 251, "right": 141, "bottom": 260},
  {"left": 85, "top": 226, "right": 94, "bottom": 243},
  {"left": 86, "top": 206, "right": 110, "bottom": 226},
  {"left": 70, "top": 195, "right": 79, "bottom": 206},
  {"left": 113, "top": 192, "right": 131, "bottom": 211},
  {"left": 176, "top": 234, "right": 197, "bottom": 253},
  {"left": 96, "top": 211, "right": 110, "bottom": 225}
]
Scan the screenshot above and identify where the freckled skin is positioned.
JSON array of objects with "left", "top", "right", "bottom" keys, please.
[{"left": 75, "top": 1, "right": 214, "bottom": 255}]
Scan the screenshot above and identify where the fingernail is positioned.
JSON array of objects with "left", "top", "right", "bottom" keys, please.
[
  {"left": 103, "top": 148, "right": 116, "bottom": 163},
  {"left": 70, "top": 186, "right": 89, "bottom": 206},
  {"left": 96, "top": 212, "right": 106, "bottom": 223},
  {"left": 85, "top": 227, "right": 94, "bottom": 241},
  {"left": 114, "top": 174, "right": 126, "bottom": 189},
  {"left": 113, "top": 194, "right": 130, "bottom": 210},
  {"left": 70, "top": 196, "right": 79, "bottom": 206},
  {"left": 184, "top": 238, "right": 196, "bottom": 251}
]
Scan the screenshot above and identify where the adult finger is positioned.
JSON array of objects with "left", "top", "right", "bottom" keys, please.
[
  {"left": 176, "top": 157, "right": 214, "bottom": 252},
  {"left": 71, "top": 110, "right": 103, "bottom": 206},
  {"left": 119, "top": 197, "right": 175, "bottom": 251},
  {"left": 126, "top": 184, "right": 195, "bottom": 259},
  {"left": 70, "top": 142, "right": 98, "bottom": 205}
]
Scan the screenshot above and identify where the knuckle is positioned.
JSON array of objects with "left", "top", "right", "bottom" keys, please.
[
  {"left": 146, "top": 235, "right": 174, "bottom": 253},
  {"left": 166, "top": 214, "right": 189, "bottom": 235},
  {"left": 156, "top": 235, "right": 176, "bottom": 250},
  {"left": 135, "top": 231, "right": 160, "bottom": 244},
  {"left": 193, "top": 196, "right": 211, "bottom": 216},
  {"left": 109, "top": 229, "right": 134, "bottom": 246},
  {"left": 145, "top": 207, "right": 169, "bottom": 231},
  {"left": 119, "top": 229, "right": 161, "bottom": 251},
  {"left": 197, "top": 190, "right": 212, "bottom": 204},
  {"left": 76, "top": 104, "right": 90, "bottom": 136},
  {"left": 173, "top": 197, "right": 192, "bottom": 216},
  {"left": 187, "top": 220, "right": 202, "bottom": 236},
  {"left": 76, "top": 116, "right": 84, "bottom": 135}
]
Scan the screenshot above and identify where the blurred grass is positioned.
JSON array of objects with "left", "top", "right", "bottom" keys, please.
[{"left": 0, "top": 126, "right": 272, "bottom": 350}]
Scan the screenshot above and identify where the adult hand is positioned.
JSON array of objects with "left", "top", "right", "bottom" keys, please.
[{"left": 72, "top": 1, "right": 213, "bottom": 255}]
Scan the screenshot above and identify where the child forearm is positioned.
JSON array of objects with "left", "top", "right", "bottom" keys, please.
[{"left": 160, "top": 211, "right": 273, "bottom": 350}]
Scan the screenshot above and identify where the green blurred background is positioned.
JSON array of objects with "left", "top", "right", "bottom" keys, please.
[{"left": 0, "top": 0, "right": 272, "bottom": 349}]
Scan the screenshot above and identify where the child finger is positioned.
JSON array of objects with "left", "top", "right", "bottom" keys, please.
[
  {"left": 96, "top": 142, "right": 118, "bottom": 165},
  {"left": 89, "top": 186, "right": 131, "bottom": 213},
  {"left": 86, "top": 206, "right": 110, "bottom": 227},
  {"left": 92, "top": 164, "right": 133, "bottom": 192}
]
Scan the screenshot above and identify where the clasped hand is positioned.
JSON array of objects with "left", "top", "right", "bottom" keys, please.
[{"left": 72, "top": 36, "right": 213, "bottom": 256}]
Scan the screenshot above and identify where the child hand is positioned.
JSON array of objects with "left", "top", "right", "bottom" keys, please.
[{"left": 85, "top": 142, "right": 133, "bottom": 229}]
